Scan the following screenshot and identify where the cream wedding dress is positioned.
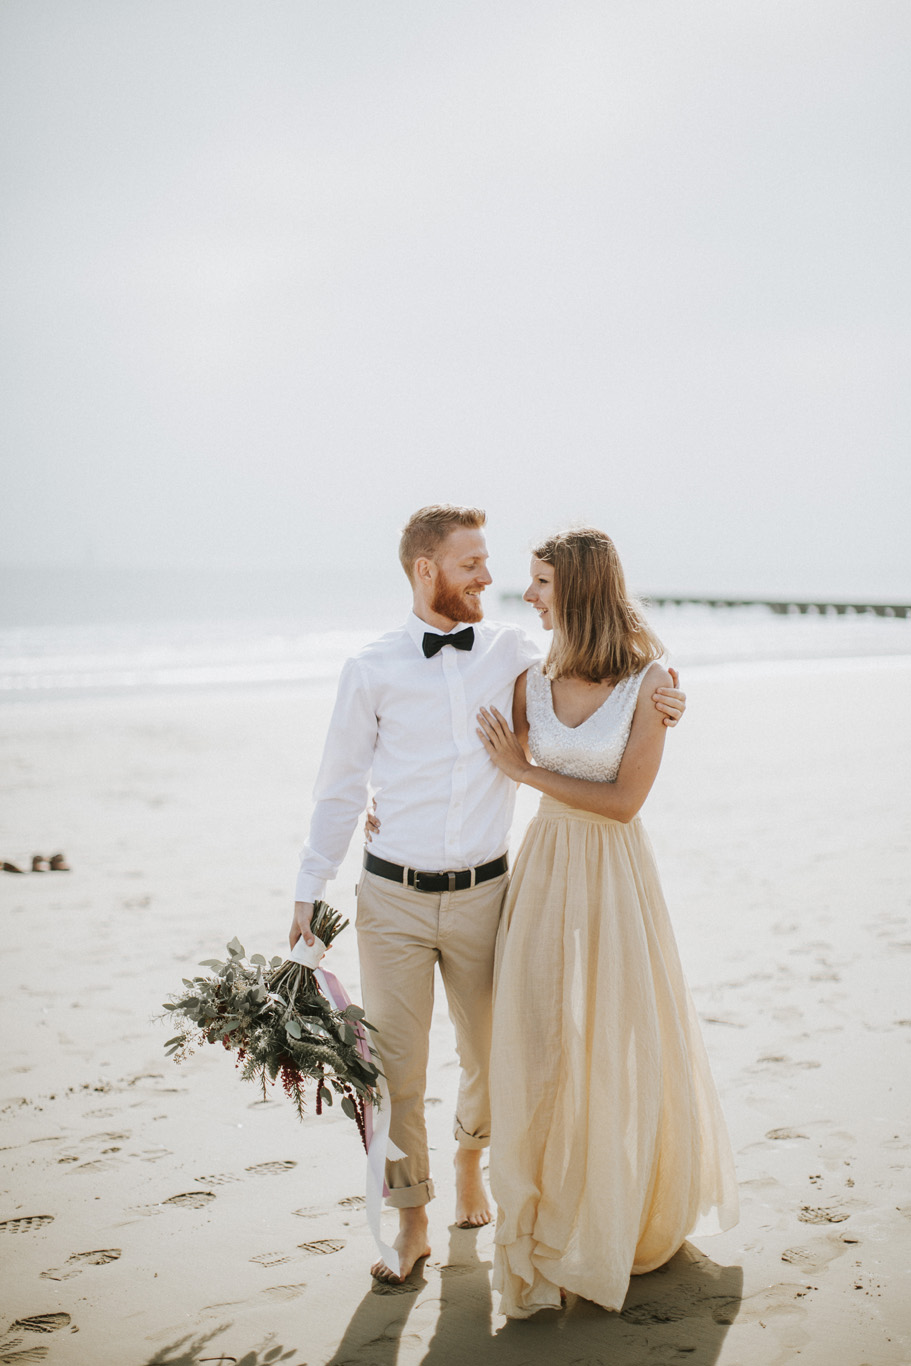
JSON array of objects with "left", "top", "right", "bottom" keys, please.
[{"left": 489, "top": 663, "right": 739, "bottom": 1318}]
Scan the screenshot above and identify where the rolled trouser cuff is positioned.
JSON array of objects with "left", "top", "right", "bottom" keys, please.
[
  {"left": 385, "top": 1176, "right": 435, "bottom": 1208},
  {"left": 454, "top": 1118, "right": 489, "bottom": 1150}
]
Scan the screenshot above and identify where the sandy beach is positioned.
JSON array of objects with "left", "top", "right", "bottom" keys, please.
[{"left": 1, "top": 659, "right": 910, "bottom": 1366}]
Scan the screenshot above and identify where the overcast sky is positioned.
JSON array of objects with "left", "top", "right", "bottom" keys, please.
[{"left": 2, "top": 1, "right": 909, "bottom": 599}]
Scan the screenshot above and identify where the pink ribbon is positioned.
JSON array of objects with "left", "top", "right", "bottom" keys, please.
[
  {"left": 314, "top": 963, "right": 402, "bottom": 1276},
  {"left": 313, "top": 966, "right": 377, "bottom": 1156},
  {"left": 288, "top": 935, "right": 403, "bottom": 1275}
]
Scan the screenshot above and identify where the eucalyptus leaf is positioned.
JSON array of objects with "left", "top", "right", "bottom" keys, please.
[
  {"left": 227, "top": 937, "right": 245, "bottom": 957},
  {"left": 250, "top": 953, "right": 266, "bottom": 966},
  {"left": 341, "top": 1096, "right": 357, "bottom": 1120},
  {"left": 319, "top": 1085, "right": 333, "bottom": 1106},
  {"left": 199, "top": 958, "right": 224, "bottom": 969},
  {"left": 286, "top": 1020, "right": 302, "bottom": 1040},
  {"left": 343, "top": 1004, "right": 366, "bottom": 1022}
]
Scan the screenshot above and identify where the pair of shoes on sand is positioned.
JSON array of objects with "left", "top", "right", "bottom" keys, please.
[
  {"left": 1, "top": 853, "right": 70, "bottom": 874},
  {"left": 33, "top": 853, "right": 70, "bottom": 872}
]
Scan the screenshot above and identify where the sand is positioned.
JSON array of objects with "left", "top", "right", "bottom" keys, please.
[{"left": 1, "top": 659, "right": 910, "bottom": 1366}]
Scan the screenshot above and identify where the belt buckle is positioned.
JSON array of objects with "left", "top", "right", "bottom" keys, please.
[{"left": 414, "top": 869, "right": 457, "bottom": 893}]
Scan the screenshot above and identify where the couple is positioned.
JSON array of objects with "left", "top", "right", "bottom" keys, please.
[{"left": 290, "top": 504, "right": 737, "bottom": 1318}]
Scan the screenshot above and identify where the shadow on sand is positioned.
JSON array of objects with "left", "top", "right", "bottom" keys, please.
[
  {"left": 142, "top": 1329, "right": 301, "bottom": 1366},
  {"left": 327, "top": 1232, "right": 742, "bottom": 1366}
]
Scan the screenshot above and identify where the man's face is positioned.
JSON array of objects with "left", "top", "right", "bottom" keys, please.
[{"left": 429, "top": 527, "right": 492, "bottom": 624}]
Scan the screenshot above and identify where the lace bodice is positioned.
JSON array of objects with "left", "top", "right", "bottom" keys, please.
[{"left": 525, "top": 663, "right": 652, "bottom": 782}]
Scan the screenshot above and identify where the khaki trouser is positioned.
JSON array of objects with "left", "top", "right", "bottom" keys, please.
[{"left": 356, "top": 868, "right": 509, "bottom": 1208}]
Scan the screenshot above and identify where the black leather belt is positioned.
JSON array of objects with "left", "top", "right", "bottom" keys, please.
[{"left": 363, "top": 850, "right": 508, "bottom": 893}]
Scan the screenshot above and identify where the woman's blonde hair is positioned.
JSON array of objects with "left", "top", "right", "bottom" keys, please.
[{"left": 533, "top": 527, "right": 663, "bottom": 682}]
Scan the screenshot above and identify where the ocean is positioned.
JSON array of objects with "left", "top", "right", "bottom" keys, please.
[{"left": 1, "top": 567, "right": 909, "bottom": 701}]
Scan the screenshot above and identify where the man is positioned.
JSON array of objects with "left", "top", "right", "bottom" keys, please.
[{"left": 290, "top": 505, "right": 684, "bottom": 1282}]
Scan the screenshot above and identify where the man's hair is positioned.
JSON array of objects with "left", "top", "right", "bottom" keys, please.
[
  {"left": 398, "top": 505, "right": 487, "bottom": 584},
  {"left": 533, "top": 527, "right": 663, "bottom": 682}
]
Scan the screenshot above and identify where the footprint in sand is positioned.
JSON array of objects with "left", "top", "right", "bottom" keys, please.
[
  {"left": 7, "top": 1316, "right": 71, "bottom": 1335},
  {"left": 781, "top": 1240, "right": 847, "bottom": 1273},
  {"left": 193, "top": 1162, "right": 296, "bottom": 1186},
  {"left": 204, "top": 1281, "right": 311, "bottom": 1311},
  {"left": 620, "top": 1301, "right": 688, "bottom": 1325},
  {"left": 298, "top": 1239, "right": 345, "bottom": 1256},
  {"left": 755, "top": 1055, "right": 822, "bottom": 1074},
  {"left": 765, "top": 1127, "right": 809, "bottom": 1141},
  {"left": 798, "top": 1205, "right": 850, "bottom": 1224},
  {"left": 40, "top": 1249, "right": 120, "bottom": 1281},
  {"left": 259, "top": 1283, "right": 308, "bottom": 1303},
  {"left": 370, "top": 1261, "right": 430, "bottom": 1298},
  {"left": 724, "top": 1282, "right": 814, "bottom": 1323},
  {"left": 136, "top": 1147, "right": 171, "bottom": 1164},
  {"left": 0, "top": 1216, "right": 54, "bottom": 1235},
  {"left": 162, "top": 1192, "right": 216, "bottom": 1210},
  {"left": 248, "top": 1239, "right": 346, "bottom": 1269},
  {"left": 338, "top": 1194, "right": 365, "bottom": 1208},
  {"left": 0, "top": 1348, "right": 52, "bottom": 1364},
  {"left": 73, "top": 1158, "right": 121, "bottom": 1174},
  {"left": 0, "top": 1315, "right": 72, "bottom": 1366}
]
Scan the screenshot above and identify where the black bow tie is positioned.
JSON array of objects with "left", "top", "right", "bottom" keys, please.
[{"left": 422, "top": 626, "right": 475, "bottom": 658}]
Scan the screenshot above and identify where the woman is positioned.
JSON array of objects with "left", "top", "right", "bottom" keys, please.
[{"left": 477, "top": 528, "right": 738, "bottom": 1319}]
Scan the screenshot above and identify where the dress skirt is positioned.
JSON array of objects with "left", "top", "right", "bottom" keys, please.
[{"left": 489, "top": 796, "right": 739, "bottom": 1318}]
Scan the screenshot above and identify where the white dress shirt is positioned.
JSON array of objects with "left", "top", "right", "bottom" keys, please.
[{"left": 295, "top": 613, "right": 542, "bottom": 903}]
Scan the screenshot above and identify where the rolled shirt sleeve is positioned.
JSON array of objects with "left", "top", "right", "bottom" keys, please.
[{"left": 294, "top": 657, "right": 378, "bottom": 904}]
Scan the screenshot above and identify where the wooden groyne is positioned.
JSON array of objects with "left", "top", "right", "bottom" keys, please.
[
  {"left": 499, "top": 592, "right": 910, "bottom": 619},
  {"left": 643, "top": 595, "right": 910, "bottom": 619}
]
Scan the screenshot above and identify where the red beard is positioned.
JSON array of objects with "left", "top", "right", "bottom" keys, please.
[{"left": 430, "top": 570, "right": 484, "bottom": 624}]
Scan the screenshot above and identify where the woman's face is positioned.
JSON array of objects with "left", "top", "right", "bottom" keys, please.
[{"left": 524, "top": 556, "right": 555, "bottom": 631}]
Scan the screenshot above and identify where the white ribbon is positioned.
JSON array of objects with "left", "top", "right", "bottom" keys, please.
[
  {"left": 287, "top": 934, "right": 403, "bottom": 1276},
  {"left": 288, "top": 935, "right": 328, "bottom": 968}
]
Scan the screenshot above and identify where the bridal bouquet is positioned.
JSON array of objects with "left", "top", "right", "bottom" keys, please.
[{"left": 162, "top": 902, "right": 380, "bottom": 1148}]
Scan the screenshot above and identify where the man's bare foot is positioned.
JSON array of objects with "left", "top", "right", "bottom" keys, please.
[
  {"left": 371, "top": 1207, "right": 431, "bottom": 1283},
  {"left": 454, "top": 1147, "right": 492, "bottom": 1228}
]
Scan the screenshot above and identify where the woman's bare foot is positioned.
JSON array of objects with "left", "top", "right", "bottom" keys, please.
[
  {"left": 454, "top": 1147, "right": 492, "bottom": 1227},
  {"left": 371, "top": 1206, "right": 430, "bottom": 1283}
]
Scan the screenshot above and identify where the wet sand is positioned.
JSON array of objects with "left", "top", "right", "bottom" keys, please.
[{"left": 1, "top": 660, "right": 909, "bottom": 1365}]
